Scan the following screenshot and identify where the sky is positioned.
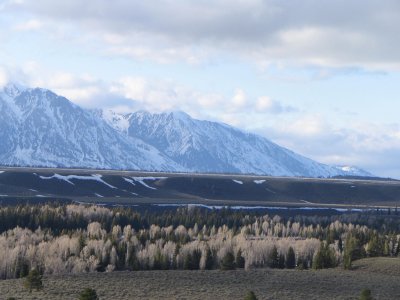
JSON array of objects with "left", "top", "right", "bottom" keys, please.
[{"left": 0, "top": 0, "right": 400, "bottom": 178}]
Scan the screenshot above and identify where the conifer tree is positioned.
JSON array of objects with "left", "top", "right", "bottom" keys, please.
[
  {"left": 236, "top": 249, "right": 245, "bottom": 268},
  {"left": 205, "top": 248, "right": 214, "bottom": 270},
  {"left": 24, "top": 269, "right": 43, "bottom": 292},
  {"left": 79, "top": 288, "right": 99, "bottom": 300},
  {"left": 192, "top": 249, "right": 202, "bottom": 270},
  {"left": 244, "top": 291, "right": 258, "bottom": 300},
  {"left": 338, "top": 238, "right": 343, "bottom": 253},
  {"left": 268, "top": 245, "right": 279, "bottom": 268},
  {"left": 344, "top": 234, "right": 365, "bottom": 269},
  {"left": 367, "top": 233, "right": 383, "bottom": 257},
  {"left": 359, "top": 289, "right": 373, "bottom": 300},
  {"left": 313, "top": 242, "right": 336, "bottom": 269},
  {"left": 278, "top": 253, "right": 285, "bottom": 269},
  {"left": 183, "top": 253, "right": 193, "bottom": 270},
  {"left": 221, "top": 251, "right": 236, "bottom": 270},
  {"left": 285, "top": 247, "right": 296, "bottom": 269}
]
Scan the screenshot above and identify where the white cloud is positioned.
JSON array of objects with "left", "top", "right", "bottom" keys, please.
[
  {"left": 280, "top": 115, "right": 328, "bottom": 137},
  {"left": 6, "top": 0, "right": 400, "bottom": 70},
  {"left": 111, "top": 77, "right": 189, "bottom": 112},
  {"left": 3, "top": 63, "right": 296, "bottom": 123},
  {"left": 107, "top": 43, "right": 210, "bottom": 65},
  {"left": 0, "top": 64, "right": 128, "bottom": 109},
  {"left": 0, "top": 63, "right": 300, "bottom": 120},
  {"left": 257, "top": 116, "right": 400, "bottom": 178},
  {"left": 255, "top": 96, "right": 295, "bottom": 113},
  {"left": 0, "top": 67, "right": 8, "bottom": 86},
  {"left": 231, "top": 89, "right": 247, "bottom": 109},
  {"left": 14, "top": 19, "right": 42, "bottom": 31},
  {"left": 0, "top": 64, "right": 32, "bottom": 87},
  {"left": 256, "top": 96, "right": 274, "bottom": 111}
]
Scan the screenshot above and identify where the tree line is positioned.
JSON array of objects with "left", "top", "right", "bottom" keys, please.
[
  {"left": 1, "top": 203, "right": 399, "bottom": 235},
  {"left": 0, "top": 203, "right": 398, "bottom": 279}
]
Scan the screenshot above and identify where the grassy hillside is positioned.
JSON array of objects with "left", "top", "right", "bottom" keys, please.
[
  {"left": 352, "top": 257, "right": 400, "bottom": 276},
  {"left": 1, "top": 167, "right": 400, "bottom": 207},
  {"left": 1, "top": 258, "right": 399, "bottom": 300}
]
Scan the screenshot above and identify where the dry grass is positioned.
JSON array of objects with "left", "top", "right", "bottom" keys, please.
[
  {"left": 351, "top": 257, "right": 400, "bottom": 276},
  {"left": 1, "top": 258, "right": 399, "bottom": 300}
]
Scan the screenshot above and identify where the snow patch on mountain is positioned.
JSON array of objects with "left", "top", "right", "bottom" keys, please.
[
  {"left": 38, "top": 173, "right": 117, "bottom": 188},
  {"left": 123, "top": 177, "right": 136, "bottom": 186},
  {"left": 131, "top": 177, "right": 166, "bottom": 189},
  {"left": 254, "top": 180, "right": 266, "bottom": 184},
  {"left": 39, "top": 173, "right": 75, "bottom": 185},
  {"left": 91, "top": 109, "right": 130, "bottom": 133}
]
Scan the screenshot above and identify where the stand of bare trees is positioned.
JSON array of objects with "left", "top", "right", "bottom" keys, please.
[{"left": 0, "top": 204, "right": 398, "bottom": 279}]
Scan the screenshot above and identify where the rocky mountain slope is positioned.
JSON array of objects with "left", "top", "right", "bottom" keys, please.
[
  {"left": 99, "top": 109, "right": 371, "bottom": 177},
  {"left": 0, "top": 83, "right": 372, "bottom": 177},
  {"left": 0, "top": 84, "right": 181, "bottom": 171}
]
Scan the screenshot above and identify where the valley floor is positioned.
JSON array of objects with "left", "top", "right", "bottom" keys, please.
[{"left": 1, "top": 258, "right": 399, "bottom": 300}]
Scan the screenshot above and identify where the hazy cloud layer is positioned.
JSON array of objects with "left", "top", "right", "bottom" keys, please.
[
  {"left": 1, "top": 64, "right": 292, "bottom": 116},
  {"left": 261, "top": 117, "right": 400, "bottom": 178},
  {"left": 6, "top": 0, "right": 400, "bottom": 69}
]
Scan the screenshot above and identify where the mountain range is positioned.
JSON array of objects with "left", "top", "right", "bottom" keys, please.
[{"left": 0, "top": 83, "right": 372, "bottom": 177}]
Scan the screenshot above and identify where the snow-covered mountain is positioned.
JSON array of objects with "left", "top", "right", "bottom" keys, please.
[
  {"left": 101, "top": 109, "right": 372, "bottom": 177},
  {"left": 0, "top": 83, "right": 372, "bottom": 177},
  {"left": 333, "top": 166, "right": 373, "bottom": 177},
  {"left": 0, "top": 84, "right": 181, "bottom": 171}
]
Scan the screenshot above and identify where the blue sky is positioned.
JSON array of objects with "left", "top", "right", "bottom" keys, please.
[{"left": 1, "top": 0, "right": 400, "bottom": 178}]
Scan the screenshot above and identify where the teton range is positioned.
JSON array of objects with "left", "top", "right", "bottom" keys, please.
[{"left": 0, "top": 83, "right": 371, "bottom": 178}]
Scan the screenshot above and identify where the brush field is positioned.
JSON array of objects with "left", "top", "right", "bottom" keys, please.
[{"left": 0, "top": 258, "right": 399, "bottom": 300}]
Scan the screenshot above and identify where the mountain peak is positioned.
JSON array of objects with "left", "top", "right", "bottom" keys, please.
[
  {"left": 168, "top": 110, "right": 192, "bottom": 121},
  {"left": 131, "top": 110, "right": 192, "bottom": 122},
  {"left": 94, "top": 108, "right": 131, "bottom": 133},
  {"left": 12, "top": 87, "right": 78, "bottom": 112},
  {"left": 334, "top": 165, "right": 373, "bottom": 177},
  {"left": 1, "top": 82, "right": 27, "bottom": 99},
  {"left": 0, "top": 87, "right": 181, "bottom": 171}
]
